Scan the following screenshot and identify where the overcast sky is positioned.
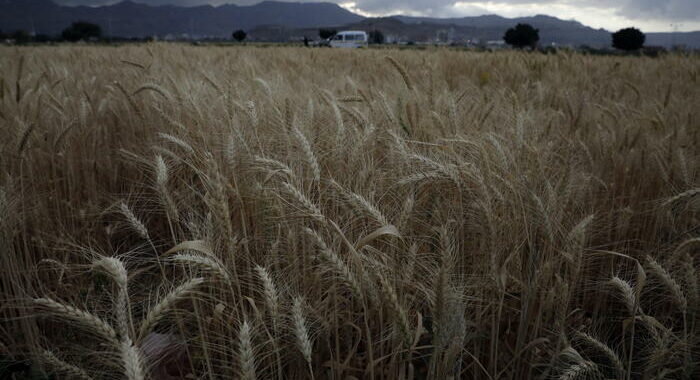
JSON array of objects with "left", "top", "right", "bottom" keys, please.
[{"left": 53, "top": 0, "right": 700, "bottom": 32}]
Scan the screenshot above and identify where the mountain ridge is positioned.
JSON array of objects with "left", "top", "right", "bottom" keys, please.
[{"left": 1, "top": 0, "right": 698, "bottom": 47}]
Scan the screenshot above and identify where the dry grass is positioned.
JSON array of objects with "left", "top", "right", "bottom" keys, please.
[{"left": 0, "top": 44, "right": 698, "bottom": 379}]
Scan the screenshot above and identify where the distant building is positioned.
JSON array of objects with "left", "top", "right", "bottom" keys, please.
[
  {"left": 435, "top": 27, "right": 456, "bottom": 43},
  {"left": 486, "top": 40, "right": 506, "bottom": 49}
]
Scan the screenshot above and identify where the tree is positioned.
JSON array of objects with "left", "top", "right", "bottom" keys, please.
[
  {"left": 319, "top": 29, "right": 337, "bottom": 40},
  {"left": 503, "top": 23, "right": 539, "bottom": 49},
  {"left": 369, "top": 30, "right": 384, "bottom": 44},
  {"left": 34, "top": 34, "right": 52, "bottom": 43},
  {"left": 11, "top": 30, "right": 31, "bottom": 44},
  {"left": 62, "top": 21, "right": 101, "bottom": 42},
  {"left": 232, "top": 30, "right": 247, "bottom": 42},
  {"left": 612, "top": 27, "right": 645, "bottom": 51}
]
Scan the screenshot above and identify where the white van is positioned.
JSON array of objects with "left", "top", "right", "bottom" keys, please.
[{"left": 330, "top": 31, "right": 368, "bottom": 48}]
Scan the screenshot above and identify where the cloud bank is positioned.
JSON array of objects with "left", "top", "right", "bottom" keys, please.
[{"left": 52, "top": 0, "right": 700, "bottom": 32}]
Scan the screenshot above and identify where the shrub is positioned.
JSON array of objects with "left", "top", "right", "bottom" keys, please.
[
  {"left": 504, "top": 23, "right": 539, "bottom": 49},
  {"left": 11, "top": 29, "right": 31, "bottom": 44},
  {"left": 369, "top": 30, "right": 385, "bottom": 44},
  {"left": 612, "top": 27, "right": 645, "bottom": 51},
  {"left": 232, "top": 29, "right": 247, "bottom": 42},
  {"left": 319, "top": 29, "right": 337, "bottom": 40},
  {"left": 62, "top": 22, "right": 102, "bottom": 42}
]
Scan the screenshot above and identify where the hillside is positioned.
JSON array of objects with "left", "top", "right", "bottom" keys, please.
[
  {"left": 0, "top": 0, "right": 698, "bottom": 47},
  {"left": 0, "top": 0, "right": 364, "bottom": 38}
]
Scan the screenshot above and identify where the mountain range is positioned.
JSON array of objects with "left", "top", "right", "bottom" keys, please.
[{"left": 1, "top": 0, "right": 698, "bottom": 48}]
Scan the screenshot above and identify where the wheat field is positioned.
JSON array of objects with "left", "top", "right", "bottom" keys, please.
[{"left": 0, "top": 44, "right": 699, "bottom": 379}]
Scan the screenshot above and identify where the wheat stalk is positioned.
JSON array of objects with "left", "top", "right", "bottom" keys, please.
[
  {"left": 133, "top": 83, "right": 173, "bottom": 101},
  {"left": 662, "top": 188, "right": 699, "bottom": 206}
]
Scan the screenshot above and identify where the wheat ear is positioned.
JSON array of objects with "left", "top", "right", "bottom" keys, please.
[
  {"left": 254, "top": 265, "right": 280, "bottom": 324},
  {"left": 609, "top": 276, "right": 637, "bottom": 315},
  {"left": 670, "top": 237, "right": 700, "bottom": 263},
  {"left": 292, "top": 125, "right": 321, "bottom": 184},
  {"left": 93, "top": 257, "right": 131, "bottom": 339},
  {"left": 557, "top": 346, "right": 600, "bottom": 380},
  {"left": 254, "top": 155, "right": 293, "bottom": 178},
  {"left": 559, "top": 361, "right": 598, "bottom": 380},
  {"left": 158, "top": 132, "right": 194, "bottom": 154},
  {"left": 34, "top": 298, "right": 117, "bottom": 344},
  {"left": 40, "top": 350, "right": 93, "bottom": 380},
  {"left": 121, "top": 337, "right": 147, "bottom": 380},
  {"left": 292, "top": 297, "right": 313, "bottom": 364},
  {"left": 173, "top": 253, "right": 231, "bottom": 284},
  {"left": 679, "top": 254, "right": 698, "bottom": 312},
  {"left": 331, "top": 180, "right": 390, "bottom": 227},
  {"left": 119, "top": 202, "right": 149, "bottom": 239},
  {"left": 154, "top": 154, "right": 168, "bottom": 188},
  {"left": 384, "top": 56, "right": 414, "bottom": 90},
  {"left": 573, "top": 331, "right": 624, "bottom": 378},
  {"left": 378, "top": 275, "right": 412, "bottom": 346},
  {"left": 645, "top": 256, "right": 687, "bottom": 312},
  {"left": 137, "top": 277, "right": 204, "bottom": 340},
  {"left": 304, "top": 227, "right": 363, "bottom": 299},
  {"left": 280, "top": 181, "right": 325, "bottom": 222},
  {"left": 238, "top": 320, "right": 256, "bottom": 380}
]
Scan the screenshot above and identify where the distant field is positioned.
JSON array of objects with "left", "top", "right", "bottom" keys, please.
[{"left": 1, "top": 45, "right": 698, "bottom": 379}]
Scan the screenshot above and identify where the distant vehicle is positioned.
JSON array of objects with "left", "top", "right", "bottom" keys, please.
[{"left": 329, "top": 31, "right": 368, "bottom": 48}]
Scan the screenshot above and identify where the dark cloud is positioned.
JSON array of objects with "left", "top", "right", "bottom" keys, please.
[
  {"left": 55, "top": 0, "right": 254, "bottom": 6},
  {"left": 617, "top": 0, "right": 700, "bottom": 20},
  {"left": 51, "top": 0, "right": 700, "bottom": 22}
]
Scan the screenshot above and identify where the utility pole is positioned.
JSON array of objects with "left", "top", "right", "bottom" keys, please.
[{"left": 670, "top": 23, "right": 682, "bottom": 49}]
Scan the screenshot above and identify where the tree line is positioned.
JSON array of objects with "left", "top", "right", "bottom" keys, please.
[
  {"left": 1, "top": 21, "right": 102, "bottom": 43},
  {"left": 2, "top": 20, "right": 649, "bottom": 52},
  {"left": 503, "top": 23, "right": 647, "bottom": 51}
]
